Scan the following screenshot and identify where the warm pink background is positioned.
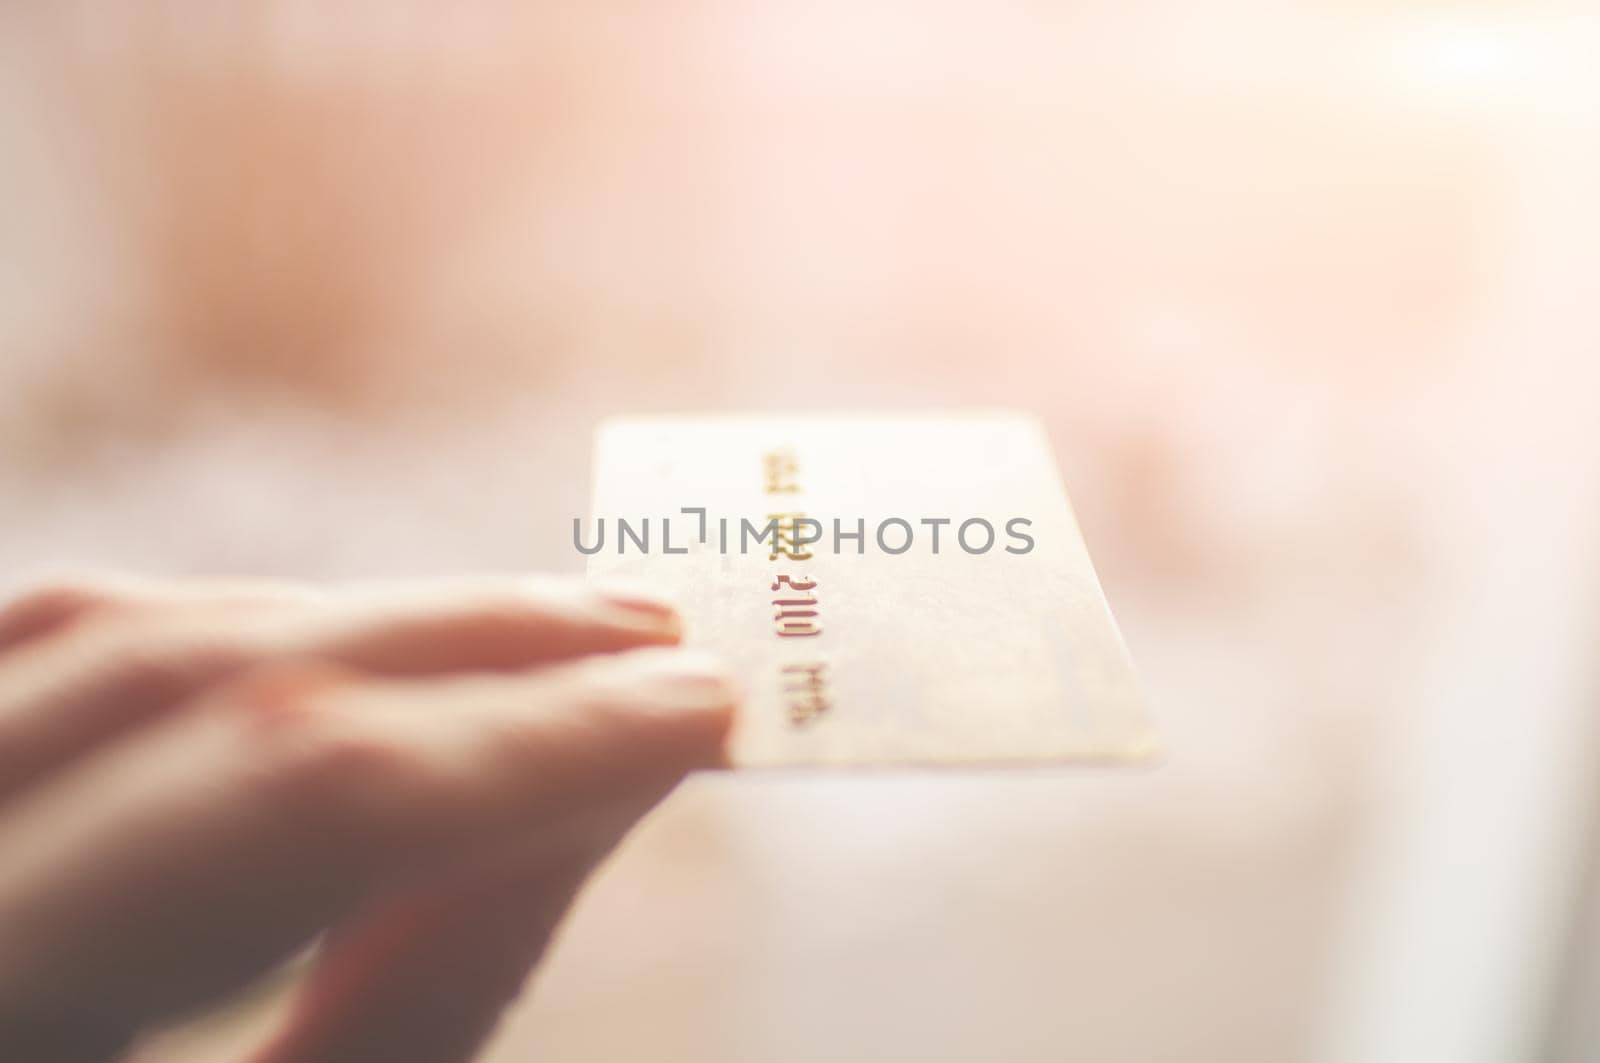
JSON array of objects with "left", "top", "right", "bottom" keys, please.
[{"left": 2, "top": 5, "right": 1597, "bottom": 1061}]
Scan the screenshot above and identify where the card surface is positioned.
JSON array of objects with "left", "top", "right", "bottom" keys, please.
[{"left": 585, "top": 412, "right": 1155, "bottom": 768}]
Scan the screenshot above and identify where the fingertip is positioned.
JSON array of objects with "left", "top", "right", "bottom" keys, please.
[
  {"left": 524, "top": 576, "right": 683, "bottom": 641},
  {"left": 586, "top": 580, "right": 680, "bottom": 623},
  {"left": 585, "top": 647, "right": 740, "bottom": 769},
  {"left": 568, "top": 585, "right": 684, "bottom": 647}
]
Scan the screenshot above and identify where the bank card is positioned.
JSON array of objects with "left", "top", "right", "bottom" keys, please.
[{"left": 585, "top": 413, "right": 1155, "bottom": 768}]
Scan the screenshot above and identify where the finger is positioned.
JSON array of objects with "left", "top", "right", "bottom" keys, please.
[
  {"left": 0, "top": 578, "right": 682, "bottom": 801},
  {"left": 0, "top": 648, "right": 735, "bottom": 1057},
  {"left": 0, "top": 576, "right": 319, "bottom": 798},
  {"left": 0, "top": 574, "right": 323, "bottom": 656},
  {"left": 0, "top": 581, "right": 117, "bottom": 655},
  {"left": 308, "top": 579, "right": 681, "bottom": 676},
  {"left": 254, "top": 786, "right": 671, "bottom": 1063}
]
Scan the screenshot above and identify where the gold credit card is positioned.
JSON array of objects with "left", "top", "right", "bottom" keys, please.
[{"left": 584, "top": 412, "right": 1155, "bottom": 768}]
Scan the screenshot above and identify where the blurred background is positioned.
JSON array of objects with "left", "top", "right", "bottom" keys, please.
[{"left": 2, "top": 3, "right": 1598, "bottom": 1061}]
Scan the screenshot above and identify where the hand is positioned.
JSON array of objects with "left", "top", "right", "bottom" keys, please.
[{"left": 0, "top": 575, "right": 737, "bottom": 1062}]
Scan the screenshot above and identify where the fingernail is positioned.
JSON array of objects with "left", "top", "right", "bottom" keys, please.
[
  {"left": 615, "top": 648, "right": 740, "bottom": 705},
  {"left": 591, "top": 583, "right": 678, "bottom": 621},
  {"left": 590, "top": 588, "right": 683, "bottom": 641}
]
